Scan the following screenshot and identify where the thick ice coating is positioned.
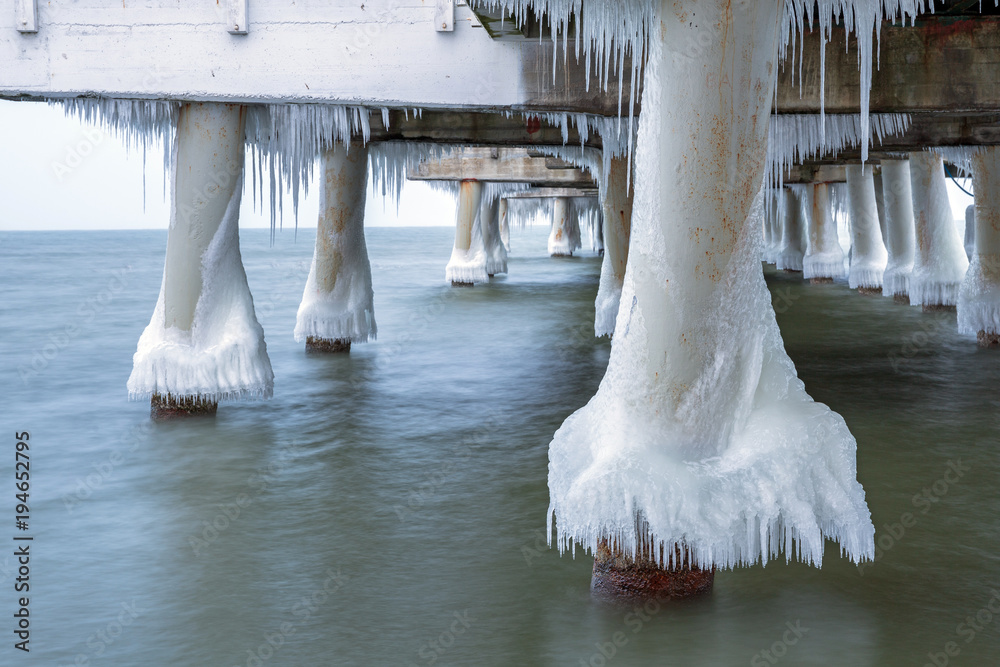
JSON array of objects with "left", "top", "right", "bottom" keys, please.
[
  {"left": 547, "top": 0, "right": 874, "bottom": 569},
  {"left": 294, "top": 143, "right": 377, "bottom": 344},
  {"left": 958, "top": 147, "right": 1000, "bottom": 336},
  {"left": 128, "top": 104, "right": 273, "bottom": 402}
]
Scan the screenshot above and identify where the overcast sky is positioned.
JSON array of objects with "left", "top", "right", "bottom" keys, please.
[{"left": 0, "top": 99, "right": 975, "bottom": 231}]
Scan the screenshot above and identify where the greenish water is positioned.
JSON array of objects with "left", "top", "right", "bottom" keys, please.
[{"left": 0, "top": 228, "right": 997, "bottom": 666}]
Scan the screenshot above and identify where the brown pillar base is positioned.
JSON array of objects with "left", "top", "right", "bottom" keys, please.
[
  {"left": 451, "top": 281, "right": 474, "bottom": 288},
  {"left": 782, "top": 269, "right": 802, "bottom": 274},
  {"left": 306, "top": 337, "right": 351, "bottom": 353},
  {"left": 893, "top": 294, "right": 911, "bottom": 305},
  {"left": 978, "top": 331, "right": 1000, "bottom": 348},
  {"left": 487, "top": 273, "right": 495, "bottom": 278},
  {"left": 922, "top": 304, "right": 957, "bottom": 313},
  {"left": 551, "top": 252, "right": 573, "bottom": 258},
  {"left": 151, "top": 394, "right": 218, "bottom": 421},
  {"left": 857, "top": 286, "right": 883, "bottom": 296},
  {"left": 591, "top": 543, "right": 714, "bottom": 603},
  {"left": 810, "top": 277, "right": 834, "bottom": 285}
]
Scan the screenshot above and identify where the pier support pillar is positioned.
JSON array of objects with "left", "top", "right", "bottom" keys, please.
[
  {"left": 775, "top": 187, "right": 805, "bottom": 272},
  {"left": 499, "top": 198, "right": 511, "bottom": 251},
  {"left": 965, "top": 204, "right": 976, "bottom": 261},
  {"left": 595, "top": 155, "right": 634, "bottom": 337},
  {"left": 545, "top": 0, "right": 872, "bottom": 604},
  {"left": 846, "top": 164, "right": 888, "bottom": 295},
  {"left": 548, "top": 197, "right": 573, "bottom": 257},
  {"left": 482, "top": 195, "right": 508, "bottom": 277},
  {"left": 295, "top": 141, "right": 376, "bottom": 353},
  {"left": 591, "top": 542, "right": 714, "bottom": 603},
  {"left": 881, "top": 159, "right": 916, "bottom": 303},
  {"left": 128, "top": 102, "right": 273, "bottom": 419},
  {"left": 909, "top": 152, "right": 969, "bottom": 311},
  {"left": 446, "top": 180, "right": 487, "bottom": 286},
  {"left": 959, "top": 147, "right": 1000, "bottom": 346},
  {"left": 803, "top": 182, "right": 846, "bottom": 283}
]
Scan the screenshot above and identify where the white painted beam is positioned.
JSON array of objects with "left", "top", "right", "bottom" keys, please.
[{"left": 435, "top": 0, "right": 454, "bottom": 32}]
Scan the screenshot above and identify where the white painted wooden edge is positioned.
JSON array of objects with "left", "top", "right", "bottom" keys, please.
[
  {"left": 228, "top": 0, "right": 248, "bottom": 35},
  {"left": 15, "top": 0, "right": 38, "bottom": 34},
  {"left": 435, "top": 0, "right": 454, "bottom": 32}
]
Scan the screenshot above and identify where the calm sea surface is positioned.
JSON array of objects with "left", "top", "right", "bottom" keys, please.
[{"left": 0, "top": 226, "right": 998, "bottom": 666}]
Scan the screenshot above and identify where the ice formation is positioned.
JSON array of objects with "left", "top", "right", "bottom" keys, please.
[
  {"left": 908, "top": 152, "right": 969, "bottom": 307},
  {"left": 506, "top": 197, "right": 551, "bottom": 229},
  {"left": 595, "top": 156, "right": 633, "bottom": 338},
  {"left": 446, "top": 181, "right": 490, "bottom": 284},
  {"left": 845, "top": 165, "right": 888, "bottom": 289},
  {"left": 965, "top": 204, "right": 976, "bottom": 261},
  {"left": 499, "top": 199, "right": 511, "bottom": 251},
  {"left": 880, "top": 159, "right": 917, "bottom": 298},
  {"left": 776, "top": 187, "right": 806, "bottom": 272},
  {"left": 548, "top": 198, "right": 578, "bottom": 256},
  {"left": 803, "top": 183, "right": 847, "bottom": 280},
  {"left": 128, "top": 103, "right": 273, "bottom": 402},
  {"left": 762, "top": 190, "right": 782, "bottom": 264},
  {"left": 294, "top": 143, "right": 377, "bottom": 344},
  {"left": 958, "top": 148, "right": 1000, "bottom": 336},
  {"left": 546, "top": 0, "right": 873, "bottom": 569},
  {"left": 480, "top": 196, "right": 509, "bottom": 276}
]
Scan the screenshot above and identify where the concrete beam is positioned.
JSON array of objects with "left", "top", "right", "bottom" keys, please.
[
  {"left": 776, "top": 16, "right": 1000, "bottom": 114},
  {"left": 0, "top": 1, "right": 633, "bottom": 116},
  {"left": 370, "top": 109, "right": 601, "bottom": 148},
  {"left": 783, "top": 165, "right": 847, "bottom": 184},
  {"left": 407, "top": 147, "right": 595, "bottom": 187}
]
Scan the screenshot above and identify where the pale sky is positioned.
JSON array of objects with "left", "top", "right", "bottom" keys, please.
[{"left": 0, "top": 99, "right": 975, "bottom": 231}]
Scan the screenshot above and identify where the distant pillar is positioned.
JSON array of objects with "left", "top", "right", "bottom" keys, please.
[
  {"left": 548, "top": 197, "right": 573, "bottom": 257},
  {"left": 873, "top": 170, "right": 887, "bottom": 243},
  {"left": 294, "top": 141, "right": 376, "bottom": 353},
  {"left": 909, "top": 152, "right": 969, "bottom": 311},
  {"left": 775, "top": 187, "right": 804, "bottom": 272},
  {"left": 965, "top": 204, "right": 976, "bottom": 260},
  {"left": 481, "top": 195, "right": 508, "bottom": 277},
  {"left": 499, "top": 198, "right": 511, "bottom": 251},
  {"left": 446, "top": 180, "right": 488, "bottom": 286},
  {"left": 881, "top": 159, "right": 916, "bottom": 303},
  {"left": 595, "top": 155, "right": 634, "bottom": 337},
  {"left": 959, "top": 147, "right": 1000, "bottom": 347},
  {"left": 803, "top": 182, "right": 846, "bottom": 283},
  {"left": 128, "top": 102, "right": 273, "bottom": 420},
  {"left": 762, "top": 195, "right": 775, "bottom": 263},
  {"left": 846, "top": 164, "right": 888, "bottom": 294}
]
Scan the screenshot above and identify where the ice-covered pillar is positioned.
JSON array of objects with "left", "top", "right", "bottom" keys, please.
[
  {"left": 846, "top": 164, "right": 888, "bottom": 295},
  {"left": 803, "top": 182, "right": 846, "bottom": 284},
  {"left": 294, "top": 142, "right": 376, "bottom": 353},
  {"left": 775, "top": 187, "right": 804, "bottom": 272},
  {"left": 128, "top": 102, "right": 273, "bottom": 420},
  {"left": 446, "top": 180, "right": 488, "bottom": 286},
  {"left": 959, "top": 147, "right": 1000, "bottom": 347},
  {"left": 881, "top": 159, "right": 916, "bottom": 303},
  {"left": 874, "top": 171, "right": 887, "bottom": 244},
  {"left": 595, "top": 155, "right": 634, "bottom": 337},
  {"left": 481, "top": 195, "right": 508, "bottom": 277},
  {"left": 548, "top": 197, "right": 573, "bottom": 257},
  {"left": 965, "top": 204, "right": 976, "bottom": 260},
  {"left": 763, "top": 189, "right": 781, "bottom": 264},
  {"left": 909, "top": 152, "right": 969, "bottom": 311},
  {"left": 553, "top": 0, "right": 873, "bottom": 603},
  {"left": 499, "top": 198, "right": 511, "bottom": 251}
]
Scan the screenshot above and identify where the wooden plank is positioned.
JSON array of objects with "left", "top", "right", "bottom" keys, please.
[
  {"left": 435, "top": 0, "right": 454, "bottom": 32},
  {"left": 228, "top": 0, "right": 248, "bottom": 35},
  {"left": 15, "top": 0, "right": 37, "bottom": 34}
]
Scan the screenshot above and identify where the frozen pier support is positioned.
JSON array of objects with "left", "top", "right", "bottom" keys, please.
[
  {"left": 846, "top": 165, "right": 888, "bottom": 295},
  {"left": 803, "top": 183, "right": 846, "bottom": 284},
  {"left": 547, "top": 197, "right": 574, "bottom": 257},
  {"left": 446, "top": 181, "right": 487, "bottom": 287},
  {"left": 595, "top": 156, "right": 633, "bottom": 337},
  {"left": 127, "top": 102, "right": 273, "bottom": 419},
  {"left": 881, "top": 159, "right": 917, "bottom": 303},
  {"left": 775, "top": 188, "right": 805, "bottom": 273},
  {"left": 959, "top": 147, "right": 1000, "bottom": 346},
  {"left": 295, "top": 141, "right": 376, "bottom": 353}
]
